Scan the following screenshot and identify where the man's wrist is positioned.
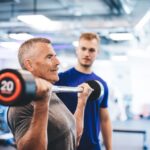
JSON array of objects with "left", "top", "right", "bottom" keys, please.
[{"left": 77, "top": 97, "right": 87, "bottom": 107}]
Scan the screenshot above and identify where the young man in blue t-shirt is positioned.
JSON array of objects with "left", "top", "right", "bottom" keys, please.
[{"left": 56, "top": 33, "right": 112, "bottom": 150}]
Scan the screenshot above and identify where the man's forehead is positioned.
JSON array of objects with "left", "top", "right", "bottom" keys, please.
[
  {"left": 79, "top": 40, "right": 98, "bottom": 47},
  {"left": 78, "top": 39, "right": 99, "bottom": 51}
]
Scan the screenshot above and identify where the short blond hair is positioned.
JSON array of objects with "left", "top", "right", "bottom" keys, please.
[
  {"left": 18, "top": 37, "right": 51, "bottom": 69},
  {"left": 79, "top": 32, "right": 100, "bottom": 43}
]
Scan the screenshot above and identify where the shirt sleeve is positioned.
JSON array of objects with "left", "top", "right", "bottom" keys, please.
[{"left": 7, "top": 104, "right": 33, "bottom": 142}]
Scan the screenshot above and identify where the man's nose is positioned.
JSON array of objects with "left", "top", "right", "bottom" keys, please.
[
  {"left": 84, "top": 50, "right": 90, "bottom": 56},
  {"left": 54, "top": 56, "right": 60, "bottom": 65}
]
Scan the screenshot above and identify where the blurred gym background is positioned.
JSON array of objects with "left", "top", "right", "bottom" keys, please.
[{"left": 0, "top": 0, "right": 150, "bottom": 149}]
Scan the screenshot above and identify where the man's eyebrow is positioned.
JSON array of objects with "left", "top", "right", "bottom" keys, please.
[
  {"left": 47, "top": 53, "right": 53, "bottom": 56},
  {"left": 46, "top": 53, "right": 53, "bottom": 57},
  {"left": 81, "top": 46, "right": 87, "bottom": 49}
]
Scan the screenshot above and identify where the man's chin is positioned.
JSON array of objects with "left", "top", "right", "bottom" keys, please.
[
  {"left": 82, "top": 64, "right": 92, "bottom": 68},
  {"left": 51, "top": 77, "right": 59, "bottom": 84},
  {"left": 48, "top": 77, "right": 59, "bottom": 84}
]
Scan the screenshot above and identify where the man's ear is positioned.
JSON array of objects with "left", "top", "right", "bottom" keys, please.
[{"left": 24, "top": 59, "right": 33, "bottom": 72}]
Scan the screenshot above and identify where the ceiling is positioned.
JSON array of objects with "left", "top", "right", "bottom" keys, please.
[{"left": 0, "top": 0, "right": 150, "bottom": 57}]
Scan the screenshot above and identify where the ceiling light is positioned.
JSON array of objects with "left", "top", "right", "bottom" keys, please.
[
  {"left": 109, "top": 33, "right": 134, "bottom": 41},
  {"left": 0, "top": 42, "right": 21, "bottom": 50},
  {"left": 8, "top": 33, "right": 34, "bottom": 41},
  {"left": 17, "top": 15, "right": 62, "bottom": 31}
]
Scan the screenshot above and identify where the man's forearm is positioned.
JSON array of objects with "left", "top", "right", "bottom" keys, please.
[
  {"left": 100, "top": 108, "right": 112, "bottom": 150},
  {"left": 74, "top": 83, "right": 92, "bottom": 146},
  {"left": 101, "top": 119, "right": 112, "bottom": 150},
  {"left": 74, "top": 99, "right": 86, "bottom": 146}
]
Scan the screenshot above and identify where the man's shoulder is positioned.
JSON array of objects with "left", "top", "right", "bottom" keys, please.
[
  {"left": 91, "top": 73, "right": 109, "bottom": 93},
  {"left": 93, "top": 72, "right": 106, "bottom": 83},
  {"left": 8, "top": 104, "right": 33, "bottom": 119}
]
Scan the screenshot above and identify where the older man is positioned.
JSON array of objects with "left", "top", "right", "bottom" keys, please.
[{"left": 7, "top": 37, "right": 92, "bottom": 150}]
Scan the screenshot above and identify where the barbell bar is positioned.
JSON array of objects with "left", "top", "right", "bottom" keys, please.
[{"left": 0, "top": 69, "right": 104, "bottom": 106}]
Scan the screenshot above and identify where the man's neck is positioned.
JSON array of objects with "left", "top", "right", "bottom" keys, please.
[{"left": 75, "top": 64, "right": 92, "bottom": 74}]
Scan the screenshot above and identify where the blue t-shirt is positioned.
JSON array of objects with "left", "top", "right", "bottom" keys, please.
[{"left": 55, "top": 67, "right": 109, "bottom": 150}]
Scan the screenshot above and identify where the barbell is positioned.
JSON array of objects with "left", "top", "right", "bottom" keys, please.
[{"left": 0, "top": 69, "right": 104, "bottom": 106}]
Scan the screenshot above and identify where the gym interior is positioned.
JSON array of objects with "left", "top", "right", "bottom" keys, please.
[{"left": 0, "top": 0, "right": 150, "bottom": 150}]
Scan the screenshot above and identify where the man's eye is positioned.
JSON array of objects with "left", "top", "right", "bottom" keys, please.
[{"left": 47, "top": 55, "right": 52, "bottom": 59}]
